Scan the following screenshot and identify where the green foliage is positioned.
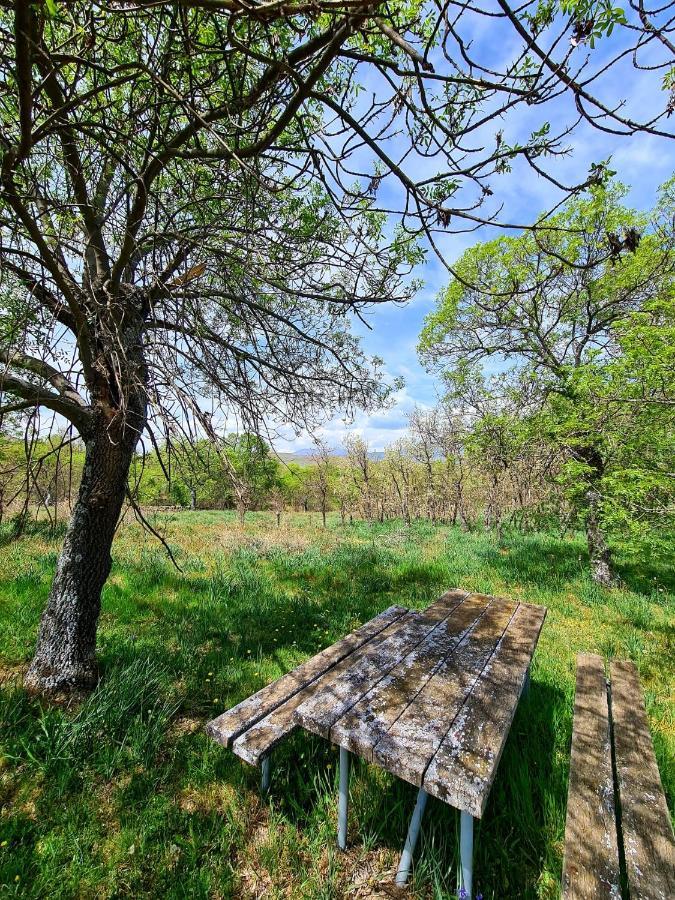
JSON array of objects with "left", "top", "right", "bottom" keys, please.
[
  {"left": 561, "top": 0, "right": 628, "bottom": 46},
  {"left": 420, "top": 181, "right": 675, "bottom": 562},
  {"left": 225, "top": 434, "right": 281, "bottom": 503}
]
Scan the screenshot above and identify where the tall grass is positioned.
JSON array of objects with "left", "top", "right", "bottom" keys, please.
[{"left": 0, "top": 512, "right": 672, "bottom": 898}]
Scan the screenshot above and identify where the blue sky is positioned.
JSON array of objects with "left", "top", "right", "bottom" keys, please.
[{"left": 275, "top": 11, "right": 674, "bottom": 453}]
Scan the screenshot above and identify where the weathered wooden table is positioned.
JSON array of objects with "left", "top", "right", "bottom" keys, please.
[{"left": 207, "top": 589, "right": 547, "bottom": 898}]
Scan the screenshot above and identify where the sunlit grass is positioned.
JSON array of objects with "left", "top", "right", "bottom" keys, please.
[{"left": 0, "top": 512, "right": 673, "bottom": 898}]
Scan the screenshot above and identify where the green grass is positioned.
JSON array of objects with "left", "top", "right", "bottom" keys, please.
[{"left": 0, "top": 512, "right": 673, "bottom": 899}]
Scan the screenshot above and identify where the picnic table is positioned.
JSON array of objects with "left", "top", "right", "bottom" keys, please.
[{"left": 207, "top": 589, "right": 547, "bottom": 898}]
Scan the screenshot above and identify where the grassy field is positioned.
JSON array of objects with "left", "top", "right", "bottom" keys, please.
[{"left": 0, "top": 511, "right": 673, "bottom": 899}]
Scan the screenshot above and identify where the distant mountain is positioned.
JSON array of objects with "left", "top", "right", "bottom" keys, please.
[{"left": 277, "top": 448, "right": 385, "bottom": 463}]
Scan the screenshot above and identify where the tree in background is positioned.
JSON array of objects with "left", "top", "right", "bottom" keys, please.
[
  {"left": 344, "top": 435, "right": 374, "bottom": 522},
  {"left": 420, "top": 183, "right": 675, "bottom": 584},
  {"left": 223, "top": 434, "right": 280, "bottom": 525},
  {"left": 384, "top": 439, "right": 415, "bottom": 525},
  {"left": 1, "top": 2, "right": 672, "bottom": 693},
  {"left": 308, "top": 439, "right": 335, "bottom": 528}
]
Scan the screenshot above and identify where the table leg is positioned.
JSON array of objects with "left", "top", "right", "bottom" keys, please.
[
  {"left": 522, "top": 665, "right": 531, "bottom": 700},
  {"left": 261, "top": 755, "right": 271, "bottom": 795},
  {"left": 338, "top": 746, "right": 350, "bottom": 850},
  {"left": 459, "top": 810, "right": 474, "bottom": 899},
  {"left": 395, "top": 787, "right": 428, "bottom": 886}
]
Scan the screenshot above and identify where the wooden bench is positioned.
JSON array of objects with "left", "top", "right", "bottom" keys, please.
[{"left": 562, "top": 653, "right": 674, "bottom": 900}]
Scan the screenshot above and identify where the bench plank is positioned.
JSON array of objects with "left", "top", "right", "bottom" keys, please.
[
  {"left": 561, "top": 654, "right": 621, "bottom": 900},
  {"left": 423, "top": 602, "right": 546, "bottom": 817},
  {"left": 611, "top": 659, "right": 675, "bottom": 900},
  {"left": 294, "top": 594, "right": 469, "bottom": 739},
  {"left": 371, "top": 597, "right": 519, "bottom": 788},
  {"left": 422, "top": 588, "right": 472, "bottom": 622},
  {"left": 206, "top": 605, "right": 408, "bottom": 750}
]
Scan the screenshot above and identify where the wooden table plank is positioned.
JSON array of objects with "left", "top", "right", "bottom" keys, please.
[
  {"left": 422, "top": 588, "right": 472, "bottom": 622},
  {"left": 422, "top": 602, "right": 546, "bottom": 817},
  {"left": 293, "top": 594, "right": 469, "bottom": 740},
  {"left": 206, "top": 604, "right": 408, "bottom": 749},
  {"left": 610, "top": 659, "right": 675, "bottom": 900},
  {"left": 561, "top": 654, "right": 621, "bottom": 900},
  {"left": 371, "top": 597, "right": 519, "bottom": 788},
  {"left": 233, "top": 593, "right": 470, "bottom": 764},
  {"left": 329, "top": 593, "right": 493, "bottom": 760},
  {"left": 231, "top": 608, "right": 421, "bottom": 765}
]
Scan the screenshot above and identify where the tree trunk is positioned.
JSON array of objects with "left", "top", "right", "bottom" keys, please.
[
  {"left": 24, "top": 410, "right": 143, "bottom": 694},
  {"left": 585, "top": 487, "right": 616, "bottom": 586}
]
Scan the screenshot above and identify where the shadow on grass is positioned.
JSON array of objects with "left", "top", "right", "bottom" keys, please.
[
  {"left": 1, "top": 520, "right": 669, "bottom": 898},
  {"left": 0, "top": 517, "right": 68, "bottom": 549},
  {"left": 478, "top": 530, "right": 587, "bottom": 590},
  {"left": 228, "top": 677, "right": 568, "bottom": 900}
]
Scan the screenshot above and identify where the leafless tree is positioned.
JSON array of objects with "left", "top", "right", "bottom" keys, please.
[{"left": 309, "top": 438, "right": 333, "bottom": 528}]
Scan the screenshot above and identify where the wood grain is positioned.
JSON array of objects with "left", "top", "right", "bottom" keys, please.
[
  {"left": 421, "top": 588, "right": 471, "bottom": 622},
  {"left": 329, "top": 592, "right": 491, "bottom": 760},
  {"left": 422, "top": 602, "right": 546, "bottom": 817},
  {"left": 293, "top": 600, "right": 468, "bottom": 740},
  {"left": 371, "top": 597, "right": 519, "bottom": 788},
  {"left": 611, "top": 659, "right": 675, "bottom": 900},
  {"left": 561, "top": 653, "right": 621, "bottom": 900},
  {"left": 232, "top": 607, "right": 430, "bottom": 764}
]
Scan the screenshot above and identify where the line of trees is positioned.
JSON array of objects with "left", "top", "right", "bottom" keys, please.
[
  {"left": 4, "top": 371, "right": 671, "bottom": 583},
  {"left": 1, "top": 1, "right": 672, "bottom": 693},
  {"left": 0, "top": 415, "right": 567, "bottom": 534},
  {"left": 5, "top": 181, "right": 671, "bottom": 590}
]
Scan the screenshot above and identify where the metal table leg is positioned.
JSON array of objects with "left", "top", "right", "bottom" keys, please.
[
  {"left": 459, "top": 810, "right": 474, "bottom": 899},
  {"left": 338, "top": 746, "right": 350, "bottom": 850},
  {"left": 395, "top": 787, "right": 429, "bottom": 885},
  {"left": 261, "top": 755, "right": 271, "bottom": 795}
]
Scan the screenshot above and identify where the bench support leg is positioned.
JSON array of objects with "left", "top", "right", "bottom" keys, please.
[
  {"left": 261, "top": 756, "right": 271, "bottom": 795},
  {"left": 459, "top": 810, "right": 474, "bottom": 899},
  {"left": 522, "top": 665, "right": 531, "bottom": 700},
  {"left": 395, "top": 787, "right": 428, "bottom": 886},
  {"left": 338, "top": 747, "right": 350, "bottom": 850}
]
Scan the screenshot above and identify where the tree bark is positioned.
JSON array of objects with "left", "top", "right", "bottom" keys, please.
[
  {"left": 577, "top": 447, "right": 617, "bottom": 587},
  {"left": 585, "top": 486, "right": 616, "bottom": 587},
  {"left": 24, "top": 406, "right": 145, "bottom": 694}
]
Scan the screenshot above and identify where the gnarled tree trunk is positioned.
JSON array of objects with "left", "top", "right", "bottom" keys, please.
[
  {"left": 579, "top": 446, "right": 617, "bottom": 587},
  {"left": 24, "top": 403, "right": 145, "bottom": 695},
  {"left": 585, "top": 486, "right": 616, "bottom": 587}
]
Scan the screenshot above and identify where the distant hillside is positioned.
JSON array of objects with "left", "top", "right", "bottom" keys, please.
[{"left": 277, "top": 448, "right": 385, "bottom": 463}]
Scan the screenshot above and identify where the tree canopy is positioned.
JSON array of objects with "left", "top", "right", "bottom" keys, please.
[{"left": 420, "top": 181, "right": 675, "bottom": 582}]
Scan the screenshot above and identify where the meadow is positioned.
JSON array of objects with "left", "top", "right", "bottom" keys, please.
[{"left": 0, "top": 511, "right": 673, "bottom": 899}]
